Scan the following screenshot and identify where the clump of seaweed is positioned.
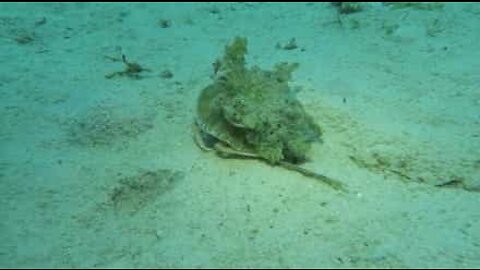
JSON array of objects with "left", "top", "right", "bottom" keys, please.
[
  {"left": 331, "top": 2, "right": 365, "bottom": 14},
  {"left": 194, "top": 37, "right": 345, "bottom": 191},
  {"left": 207, "top": 37, "right": 322, "bottom": 164}
]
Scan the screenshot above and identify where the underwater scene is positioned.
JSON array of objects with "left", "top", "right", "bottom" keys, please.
[{"left": 0, "top": 2, "right": 479, "bottom": 268}]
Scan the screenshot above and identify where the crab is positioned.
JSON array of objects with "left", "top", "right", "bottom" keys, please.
[{"left": 192, "top": 85, "right": 346, "bottom": 192}]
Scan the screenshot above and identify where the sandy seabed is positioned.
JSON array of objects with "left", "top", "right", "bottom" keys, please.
[{"left": 1, "top": 2, "right": 479, "bottom": 268}]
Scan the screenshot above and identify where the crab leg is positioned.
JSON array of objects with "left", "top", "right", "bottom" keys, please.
[
  {"left": 213, "top": 143, "right": 346, "bottom": 192},
  {"left": 278, "top": 161, "right": 347, "bottom": 192},
  {"left": 192, "top": 122, "right": 214, "bottom": 152},
  {"left": 213, "top": 143, "right": 259, "bottom": 158}
]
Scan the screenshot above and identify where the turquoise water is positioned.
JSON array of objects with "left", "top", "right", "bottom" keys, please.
[{"left": 1, "top": 2, "right": 479, "bottom": 268}]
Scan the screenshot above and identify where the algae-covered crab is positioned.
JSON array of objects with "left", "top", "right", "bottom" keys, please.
[{"left": 193, "top": 37, "right": 345, "bottom": 191}]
